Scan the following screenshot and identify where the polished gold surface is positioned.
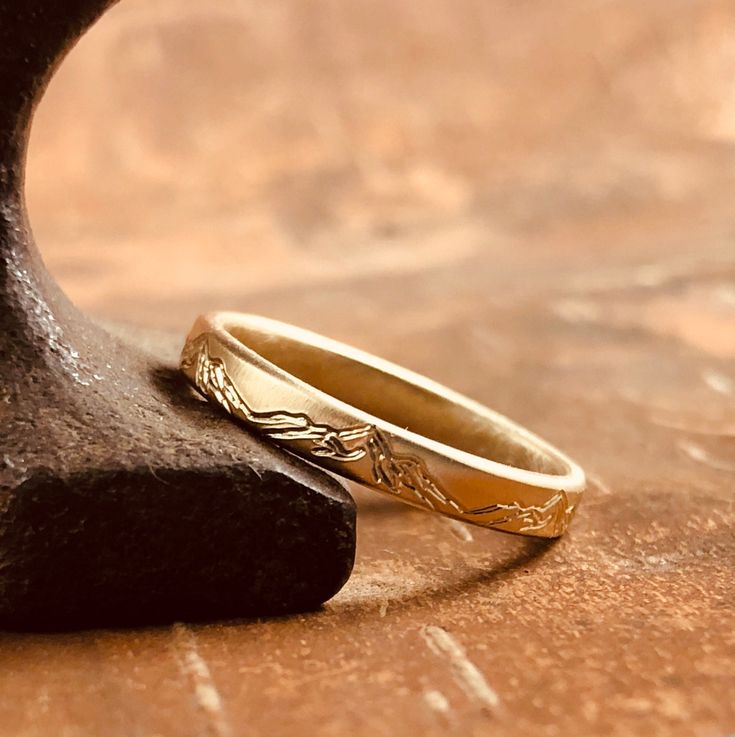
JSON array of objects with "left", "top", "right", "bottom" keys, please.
[{"left": 181, "top": 312, "right": 586, "bottom": 537}]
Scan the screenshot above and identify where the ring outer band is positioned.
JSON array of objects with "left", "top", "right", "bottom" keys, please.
[{"left": 180, "top": 312, "right": 586, "bottom": 538}]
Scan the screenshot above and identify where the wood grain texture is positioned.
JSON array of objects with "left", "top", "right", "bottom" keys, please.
[{"left": 3, "top": 0, "right": 734, "bottom": 734}]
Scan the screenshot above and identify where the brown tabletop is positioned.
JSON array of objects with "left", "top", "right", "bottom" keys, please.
[{"left": 3, "top": 1, "right": 734, "bottom": 735}]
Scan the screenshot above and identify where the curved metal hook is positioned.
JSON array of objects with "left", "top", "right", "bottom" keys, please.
[{"left": 0, "top": 0, "right": 355, "bottom": 629}]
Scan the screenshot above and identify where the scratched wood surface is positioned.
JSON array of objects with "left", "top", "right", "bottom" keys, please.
[{"left": 3, "top": 1, "right": 735, "bottom": 735}]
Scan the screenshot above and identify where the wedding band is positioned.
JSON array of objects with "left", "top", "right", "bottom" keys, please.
[{"left": 180, "top": 313, "right": 585, "bottom": 538}]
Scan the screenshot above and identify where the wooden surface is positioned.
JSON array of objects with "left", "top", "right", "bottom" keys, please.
[{"left": 3, "top": 1, "right": 735, "bottom": 735}]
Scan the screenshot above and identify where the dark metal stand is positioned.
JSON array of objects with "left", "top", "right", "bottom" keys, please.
[{"left": 0, "top": 0, "right": 355, "bottom": 630}]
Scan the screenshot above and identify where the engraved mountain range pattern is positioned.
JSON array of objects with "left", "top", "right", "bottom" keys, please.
[{"left": 181, "top": 336, "right": 575, "bottom": 535}]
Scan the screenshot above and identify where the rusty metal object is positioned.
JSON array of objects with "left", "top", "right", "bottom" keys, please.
[{"left": 0, "top": 0, "right": 356, "bottom": 629}]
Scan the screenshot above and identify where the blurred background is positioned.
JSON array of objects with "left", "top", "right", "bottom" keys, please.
[{"left": 26, "top": 0, "right": 735, "bottom": 345}]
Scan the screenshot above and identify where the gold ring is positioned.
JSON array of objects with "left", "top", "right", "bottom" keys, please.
[{"left": 180, "top": 313, "right": 586, "bottom": 538}]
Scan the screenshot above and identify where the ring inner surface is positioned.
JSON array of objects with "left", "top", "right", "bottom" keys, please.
[{"left": 227, "top": 324, "right": 568, "bottom": 476}]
